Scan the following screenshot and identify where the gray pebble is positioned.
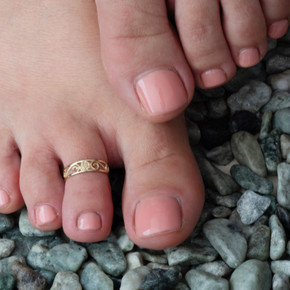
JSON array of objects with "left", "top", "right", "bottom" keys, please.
[
  {"left": 230, "top": 259, "right": 271, "bottom": 290},
  {"left": 126, "top": 252, "right": 143, "bottom": 270},
  {"left": 88, "top": 242, "right": 127, "bottom": 276},
  {"left": 273, "top": 108, "right": 290, "bottom": 134},
  {"left": 141, "top": 251, "right": 167, "bottom": 264},
  {"left": 269, "top": 215, "right": 286, "bottom": 260},
  {"left": 0, "top": 274, "right": 15, "bottom": 290},
  {"left": 277, "top": 162, "right": 290, "bottom": 210},
  {"left": 0, "top": 214, "right": 14, "bottom": 234},
  {"left": 175, "top": 282, "right": 190, "bottom": 290},
  {"left": 227, "top": 80, "right": 271, "bottom": 114},
  {"left": 206, "top": 98, "right": 229, "bottom": 119},
  {"left": 231, "top": 131, "right": 267, "bottom": 177},
  {"left": 237, "top": 190, "right": 271, "bottom": 225},
  {"left": 186, "top": 102, "right": 207, "bottom": 122},
  {"left": 266, "top": 55, "right": 290, "bottom": 74},
  {"left": 247, "top": 225, "right": 270, "bottom": 261},
  {"left": 196, "top": 260, "right": 232, "bottom": 277},
  {"left": 80, "top": 262, "right": 114, "bottom": 290},
  {"left": 19, "top": 208, "right": 55, "bottom": 237},
  {"left": 212, "top": 192, "right": 242, "bottom": 208},
  {"left": 259, "top": 110, "right": 273, "bottom": 139},
  {"left": 0, "top": 256, "right": 26, "bottom": 275},
  {"left": 287, "top": 240, "right": 290, "bottom": 255},
  {"left": 120, "top": 266, "right": 149, "bottom": 290},
  {"left": 27, "top": 244, "right": 51, "bottom": 271},
  {"left": 268, "top": 70, "right": 290, "bottom": 91},
  {"left": 271, "top": 261, "right": 290, "bottom": 276},
  {"left": 185, "top": 269, "right": 229, "bottom": 290},
  {"left": 116, "top": 227, "right": 134, "bottom": 252},
  {"left": 280, "top": 134, "right": 290, "bottom": 162},
  {"left": 272, "top": 273, "right": 290, "bottom": 290},
  {"left": 205, "top": 141, "right": 234, "bottom": 166},
  {"left": 231, "top": 165, "right": 273, "bottom": 194},
  {"left": 261, "top": 90, "right": 290, "bottom": 112},
  {"left": 0, "top": 239, "right": 15, "bottom": 258},
  {"left": 203, "top": 218, "right": 247, "bottom": 268},
  {"left": 212, "top": 206, "right": 232, "bottom": 218},
  {"left": 50, "top": 271, "right": 82, "bottom": 290}
]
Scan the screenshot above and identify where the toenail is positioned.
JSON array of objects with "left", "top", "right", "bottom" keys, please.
[
  {"left": 0, "top": 188, "right": 10, "bottom": 208},
  {"left": 134, "top": 196, "right": 182, "bottom": 238},
  {"left": 135, "top": 70, "right": 188, "bottom": 116},
  {"left": 77, "top": 212, "right": 102, "bottom": 231},
  {"left": 238, "top": 48, "right": 260, "bottom": 68},
  {"left": 200, "top": 68, "right": 227, "bottom": 88},
  {"left": 35, "top": 204, "right": 58, "bottom": 226},
  {"left": 268, "top": 19, "right": 289, "bottom": 39}
]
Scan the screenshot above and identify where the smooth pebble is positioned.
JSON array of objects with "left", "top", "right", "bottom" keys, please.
[{"left": 50, "top": 271, "right": 82, "bottom": 290}]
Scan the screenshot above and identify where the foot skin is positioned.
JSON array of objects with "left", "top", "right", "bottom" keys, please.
[
  {"left": 95, "top": 0, "right": 290, "bottom": 121},
  {"left": 0, "top": 1, "right": 204, "bottom": 250}
]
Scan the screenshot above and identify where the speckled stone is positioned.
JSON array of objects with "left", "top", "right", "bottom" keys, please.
[
  {"left": 126, "top": 252, "right": 143, "bottom": 270},
  {"left": 196, "top": 261, "right": 232, "bottom": 277},
  {"left": 0, "top": 239, "right": 15, "bottom": 259},
  {"left": 277, "top": 162, "right": 290, "bottom": 210},
  {"left": 0, "top": 274, "right": 15, "bottom": 290},
  {"left": 211, "top": 192, "right": 242, "bottom": 208},
  {"left": 280, "top": 134, "right": 290, "bottom": 163},
  {"left": 259, "top": 110, "right": 273, "bottom": 140},
  {"left": 205, "top": 141, "right": 234, "bottom": 166},
  {"left": 231, "top": 131, "right": 267, "bottom": 177},
  {"left": 247, "top": 225, "right": 270, "bottom": 261},
  {"left": 236, "top": 190, "right": 271, "bottom": 225},
  {"left": 0, "top": 256, "right": 26, "bottom": 275},
  {"left": 175, "top": 282, "right": 190, "bottom": 290},
  {"left": 272, "top": 273, "right": 290, "bottom": 290},
  {"left": 227, "top": 80, "right": 271, "bottom": 114},
  {"left": 185, "top": 269, "right": 229, "bottom": 290},
  {"left": 230, "top": 259, "right": 271, "bottom": 290},
  {"left": 273, "top": 108, "right": 290, "bottom": 134},
  {"left": 260, "top": 129, "right": 282, "bottom": 175},
  {"left": 88, "top": 242, "right": 127, "bottom": 276},
  {"left": 206, "top": 98, "right": 229, "bottom": 119},
  {"left": 271, "top": 261, "right": 290, "bottom": 276},
  {"left": 141, "top": 252, "right": 167, "bottom": 265},
  {"left": 0, "top": 214, "right": 14, "bottom": 234},
  {"left": 276, "top": 205, "right": 290, "bottom": 232},
  {"left": 12, "top": 261, "right": 46, "bottom": 290},
  {"left": 212, "top": 206, "right": 232, "bottom": 218},
  {"left": 261, "top": 90, "right": 290, "bottom": 112},
  {"left": 116, "top": 227, "right": 134, "bottom": 253},
  {"left": 186, "top": 120, "right": 201, "bottom": 145},
  {"left": 140, "top": 268, "right": 180, "bottom": 290},
  {"left": 120, "top": 266, "right": 150, "bottom": 290},
  {"left": 266, "top": 55, "right": 290, "bottom": 74},
  {"left": 231, "top": 165, "right": 273, "bottom": 194},
  {"left": 50, "top": 271, "right": 82, "bottom": 290},
  {"left": 80, "top": 262, "right": 114, "bottom": 290},
  {"left": 269, "top": 215, "right": 286, "bottom": 260},
  {"left": 203, "top": 218, "right": 247, "bottom": 268}
]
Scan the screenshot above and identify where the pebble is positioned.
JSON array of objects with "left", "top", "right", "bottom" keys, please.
[
  {"left": 0, "top": 239, "right": 15, "bottom": 258},
  {"left": 50, "top": 271, "right": 82, "bottom": 290},
  {"left": 0, "top": 214, "right": 14, "bottom": 234},
  {"left": 120, "top": 266, "right": 150, "bottom": 290},
  {"left": 271, "top": 260, "right": 290, "bottom": 276},
  {"left": 12, "top": 261, "right": 46, "bottom": 290},
  {"left": 236, "top": 190, "right": 271, "bottom": 225},
  {"left": 80, "top": 262, "right": 114, "bottom": 290},
  {"left": 273, "top": 108, "right": 290, "bottom": 134},
  {"left": 19, "top": 208, "right": 55, "bottom": 237},
  {"left": 277, "top": 162, "right": 290, "bottom": 210},
  {"left": 280, "top": 134, "right": 290, "bottom": 162},
  {"left": 185, "top": 102, "right": 207, "bottom": 122},
  {"left": 116, "top": 227, "right": 134, "bottom": 252},
  {"left": 276, "top": 205, "right": 290, "bottom": 233},
  {"left": 126, "top": 252, "right": 143, "bottom": 270},
  {"left": 269, "top": 215, "right": 286, "bottom": 260},
  {"left": 203, "top": 218, "right": 247, "bottom": 268},
  {"left": 175, "top": 282, "right": 190, "bottom": 290},
  {"left": 141, "top": 251, "right": 167, "bottom": 264},
  {"left": 247, "top": 225, "right": 270, "bottom": 261},
  {"left": 185, "top": 269, "right": 229, "bottom": 290},
  {"left": 261, "top": 90, "right": 290, "bottom": 112},
  {"left": 227, "top": 80, "right": 272, "bottom": 114},
  {"left": 186, "top": 120, "right": 201, "bottom": 145},
  {"left": 211, "top": 192, "right": 242, "bottom": 208},
  {"left": 230, "top": 259, "right": 271, "bottom": 290},
  {"left": 231, "top": 131, "right": 267, "bottom": 177},
  {"left": 0, "top": 274, "right": 15, "bottom": 290},
  {"left": 206, "top": 98, "right": 229, "bottom": 119},
  {"left": 212, "top": 206, "right": 232, "bottom": 218},
  {"left": 140, "top": 267, "right": 180, "bottom": 290},
  {"left": 266, "top": 54, "right": 290, "bottom": 74},
  {"left": 196, "top": 260, "right": 232, "bottom": 277},
  {"left": 259, "top": 110, "right": 273, "bottom": 139},
  {"left": 88, "top": 241, "right": 127, "bottom": 276},
  {"left": 0, "top": 256, "right": 26, "bottom": 275},
  {"left": 229, "top": 110, "right": 261, "bottom": 134},
  {"left": 205, "top": 141, "right": 234, "bottom": 166},
  {"left": 272, "top": 273, "right": 290, "bottom": 290},
  {"left": 268, "top": 70, "right": 290, "bottom": 91},
  {"left": 230, "top": 165, "right": 273, "bottom": 194}
]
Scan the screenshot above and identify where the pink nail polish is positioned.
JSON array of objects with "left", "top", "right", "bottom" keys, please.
[
  {"left": 77, "top": 212, "right": 102, "bottom": 231},
  {"left": 135, "top": 196, "right": 182, "bottom": 237},
  {"left": 268, "top": 19, "right": 289, "bottom": 39},
  {"left": 200, "top": 68, "right": 227, "bottom": 88},
  {"left": 0, "top": 189, "right": 10, "bottom": 207},
  {"left": 238, "top": 48, "right": 260, "bottom": 68},
  {"left": 35, "top": 204, "right": 57, "bottom": 226},
  {"left": 136, "top": 70, "right": 188, "bottom": 115}
]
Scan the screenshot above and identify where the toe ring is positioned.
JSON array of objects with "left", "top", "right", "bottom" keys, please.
[{"left": 63, "top": 159, "right": 109, "bottom": 180}]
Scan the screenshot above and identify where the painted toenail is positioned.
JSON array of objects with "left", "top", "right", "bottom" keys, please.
[
  {"left": 77, "top": 212, "right": 102, "bottom": 231},
  {"left": 268, "top": 19, "right": 289, "bottom": 39},
  {"left": 238, "top": 48, "right": 260, "bottom": 68},
  {"left": 35, "top": 204, "right": 58, "bottom": 226},
  {"left": 136, "top": 70, "right": 188, "bottom": 115},
  {"left": 200, "top": 68, "right": 227, "bottom": 88},
  {"left": 135, "top": 196, "right": 182, "bottom": 238},
  {"left": 0, "top": 189, "right": 10, "bottom": 208}
]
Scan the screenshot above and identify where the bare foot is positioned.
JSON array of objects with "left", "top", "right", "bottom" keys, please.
[
  {"left": 0, "top": 0, "right": 204, "bottom": 250},
  {"left": 95, "top": 0, "right": 290, "bottom": 121}
]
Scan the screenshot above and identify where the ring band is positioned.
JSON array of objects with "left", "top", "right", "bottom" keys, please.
[{"left": 63, "top": 159, "right": 109, "bottom": 179}]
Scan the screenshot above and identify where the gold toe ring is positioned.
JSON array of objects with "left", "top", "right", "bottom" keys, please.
[{"left": 63, "top": 159, "right": 109, "bottom": 180}]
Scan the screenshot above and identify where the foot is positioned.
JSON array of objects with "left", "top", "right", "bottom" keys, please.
[
  {"left": 95, "top": 0, "right": 290, "bottom": 121},
  {"left": 0, "top": 0, "right": 204, "bottom": 250}
]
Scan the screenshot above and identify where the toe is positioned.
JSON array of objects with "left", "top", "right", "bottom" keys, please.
[
  {"left": 95, "top": 0, "right": 194, "bottom": 121},
  {"left": 119, "top": 116, "right": 204, "bottom": 250}
]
